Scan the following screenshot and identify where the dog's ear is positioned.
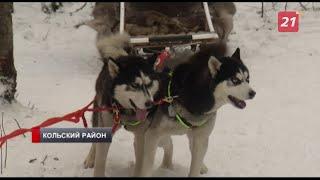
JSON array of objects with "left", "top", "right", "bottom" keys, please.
[
  {"left": 231, "top": 48, "right": 240, "bottom": 59},
  {"left": 208, "top": 56, "right": 221, "bottom": 76},
  {"left": 107, "top": 58, "right": 119, "bottom": 79},
  {"left": 231, "top": 47, "right": 244, "bottom": 64}
]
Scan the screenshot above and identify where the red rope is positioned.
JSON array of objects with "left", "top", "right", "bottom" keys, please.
[
  {"left": 111, "top": 111, "right": 120, "bottom": 134},
  {"left": 0, "top": 99, "right": 114, "bottom": 148},
  {"left": 153, "top": 99, "right": 166, "bottom": 106},
  {"left": 0, "top": 96, "right": 176, "bottom": 148}
]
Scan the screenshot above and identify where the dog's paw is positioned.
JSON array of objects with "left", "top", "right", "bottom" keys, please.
[
  {"left": 83, "top": 156, "right": 95, "bottom": 169},
  {"left": 200, "top": 163, "right": 208, "bottom": 174}
]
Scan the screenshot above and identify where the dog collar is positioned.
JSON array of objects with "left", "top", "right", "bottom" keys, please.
[
  {"left": 175, "top": 113, "right": 209, "bottom": 129},
  {"left": 121, "top": 119, "right": 141, "bottom": 126},
  {"left": 166, "top": 71, "right": 208, "bottom": 129},
  {"left": 110, "top": 100, "right": 144, "bottom": 127},
  {"left": 119, "top": 109, "right": 144, "bottom": 127}
]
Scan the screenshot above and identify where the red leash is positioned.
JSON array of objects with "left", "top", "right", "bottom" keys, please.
[
  {"left": 0, "top": 99, "right": 115, "bottom": 148},
  {"left": 0, "top": 88, "right": 176, "bottom": 148}
]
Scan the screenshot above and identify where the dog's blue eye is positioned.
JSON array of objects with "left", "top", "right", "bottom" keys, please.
[{"left": 231, "top": 77, "right": 241, "bottom": 85}]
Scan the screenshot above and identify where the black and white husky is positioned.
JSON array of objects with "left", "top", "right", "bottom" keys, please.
[
  {"left": 83, "top": 34, "right": 174, "bottom": 177},
  {"left": 137, "top": 44, "right": 256, "bottom": 176}
]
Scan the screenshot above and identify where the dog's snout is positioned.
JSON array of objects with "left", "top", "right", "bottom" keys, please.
[
  {"left": 249, "top": 90, "right": 256, "bottom": 99},
  {"left": 145, "top": 101, "right": 153, "bottom": 108}
]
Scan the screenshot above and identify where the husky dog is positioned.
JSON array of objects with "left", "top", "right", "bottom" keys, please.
[
  {"left": 83, "top": 34, "right": 174, "bottom": 177},
  {"left": 137, "top": 44, "right": 256, "bottom": 177}
]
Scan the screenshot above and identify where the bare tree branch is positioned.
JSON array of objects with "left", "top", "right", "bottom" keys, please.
[
  {"left": 41, "top": 155, "right": 48, "bottom": 166},
  {"left": 13, "top": 118, "right": 26, "bottom": 138},
  {"left": 299, "top": 2, "right": 307, "bottom": 11},
  {"left": 70, "top": 2, "right": 87, "bottom": 15},
  {"left": 285, "top": 2, "right": 288, "bottom": 11},
  {"left": 0, "top": 125, "right": 2, "bottom": 174},
  {"left": 1, "top": 112, "right": 7, "bottom": 168},
  {"left": 42, "top": 28, "right": 50, "bottom": 41}
]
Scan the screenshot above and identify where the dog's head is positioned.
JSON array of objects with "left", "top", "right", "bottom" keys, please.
[
  {"left": 208, "top": 48, "right": 256, "bottom": 109},
  {"left": 107, "top": 55, "right": 160, "bottom": 120}
]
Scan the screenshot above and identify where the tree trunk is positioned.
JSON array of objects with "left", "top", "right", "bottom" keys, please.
[{"left": 0, "top": 3, "right": 17, "bottom": 103}]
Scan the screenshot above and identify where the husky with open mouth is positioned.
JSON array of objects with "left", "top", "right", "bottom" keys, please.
[
  {"left": 83, "top": 34, "right": 174, "bottom": 177},
  {"left": 137, "top": 43, "right": 256, "bottom": 177}
]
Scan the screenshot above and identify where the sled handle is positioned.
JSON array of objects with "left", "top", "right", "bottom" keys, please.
[
  {"left": 120, "top": 2, "right": 125, "bottom": 34},
  {"left": 203, "top": 2, "right": 215, "bottom": 32}
]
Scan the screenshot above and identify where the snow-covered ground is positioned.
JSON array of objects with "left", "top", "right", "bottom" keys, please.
[{"left": 1, "top": 2, "right": 320, "bottom": 177}]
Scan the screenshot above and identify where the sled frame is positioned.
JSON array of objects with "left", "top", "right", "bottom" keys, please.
[{"left": 119, "top": 2, "right": 219, "bottom": 48}]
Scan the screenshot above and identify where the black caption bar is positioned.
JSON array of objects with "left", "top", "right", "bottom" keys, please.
[{"left": 34, "top": 128, "right": 113, "bottom": 143}]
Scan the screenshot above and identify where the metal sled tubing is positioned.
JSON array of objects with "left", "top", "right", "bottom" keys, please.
[
  {"left": 119, "top": 2, "right": 219, "bottom": 48},
  {"left": 130, "top": 33, "right": 219, "bottom": 48},
  {"left": 119, "top": 2, "right": 125, "bottom": 34},
  {"left": 203, "top": 2, "right": 215, "bottom": 32}
]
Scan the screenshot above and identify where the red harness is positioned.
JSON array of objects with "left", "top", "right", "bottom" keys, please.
[
  {"left": 0, "top": 50, "right": 173, "bottom": 148},
  {"left": 0, "top": 99, "right": 121, "bottom": 148},
  {"left": 0, "top": 95, "right": 172, "bottom": 148}
]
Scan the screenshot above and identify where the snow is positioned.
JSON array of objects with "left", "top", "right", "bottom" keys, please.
[
  {"left": 0, "top": 84, "right": 7, "bottom": 97},
  {"left": 1, "top": 2, "right": 320, "bottom": 177}
]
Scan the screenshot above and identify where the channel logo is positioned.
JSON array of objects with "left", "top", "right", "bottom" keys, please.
[{"left": 278, "top": 11, "right": 299, "bottom": 32}]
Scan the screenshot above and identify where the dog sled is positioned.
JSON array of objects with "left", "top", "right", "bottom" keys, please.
[
  {"left": 85, "top": 2, "right": 235, "bottom": 53},
  {"left": 118, "top": 2, "right": 220, "bottom": 49}
]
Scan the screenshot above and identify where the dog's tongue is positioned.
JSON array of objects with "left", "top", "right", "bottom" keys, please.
[
  {"left": 135, "top": 109, "right": 148, "bottom": 120},
  {"left": 228, "top": 95, "right": 246, "bottom": 109}
]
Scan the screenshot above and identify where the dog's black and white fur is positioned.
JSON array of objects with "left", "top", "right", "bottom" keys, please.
[
  {"left": 83, "top": 31, "right": 255, "bottom": 177},
  {"left": 137, "top": 44, "right": 256, "bottom": 176},
  {"left": 83, "top": 35, "right": 174, "bottom": 176}
]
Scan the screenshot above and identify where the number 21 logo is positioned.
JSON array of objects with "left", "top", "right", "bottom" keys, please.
[{"left": 278, "top": 11, "right": 299, "bottom": 32}]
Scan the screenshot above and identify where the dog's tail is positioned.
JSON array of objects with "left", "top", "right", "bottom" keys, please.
[
  {"left": 199, "top": 40, "right": 227, "bottom": 58},
  {"left": 96, "top": 32, "right": 130, "bottom": 60}
]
